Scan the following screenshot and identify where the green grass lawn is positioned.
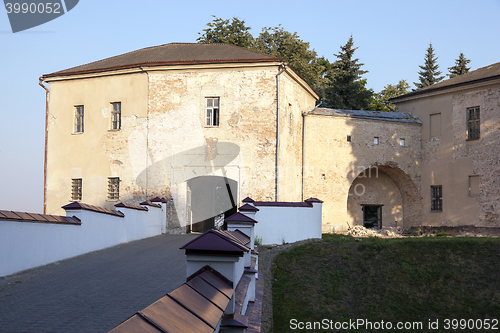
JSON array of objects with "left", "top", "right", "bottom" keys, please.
[{"left": 272, "top": 234, "right": 500, "bottom": 332}]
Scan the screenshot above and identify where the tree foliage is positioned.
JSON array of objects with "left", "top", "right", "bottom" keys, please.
[
  {"left": 323, "top": 36, "right": 372, "bottom": 110},
  {"left": 414, "top": 43, "right": 444, "bottom": 89},
  {"left": 368, "top": 80, "right": 411, "bottom": 111},
  {"left": 448, "top": 52, "right": 471, "bottom": 78},
  {"left": 197, "top": 16, "right": 254, "bottom": 48},
  {"left": 197, "top": 17, "right": 330, "bottom": 92},
  {"left": 253, "top": 26, "right": 330, "bottom": 91}
]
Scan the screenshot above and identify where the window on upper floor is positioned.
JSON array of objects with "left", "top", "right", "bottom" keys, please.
[
  {"left": 71, "top": 178, "right": 82, "bottom": 201},
  {"left": 400, "top": 138, "right": 406, "bottom": 146},
  {"left": 111, "top": 102, "right": 121, "bottom": 130},
  {"left": 74, "top": 106, "right": 84, "bottom": 133},
  {"left": 108, "top": 177, "right": 120, "bottom": 201},
  {"left": 374, "top": 137, "right": 379, "bottom": 145},
  {"left": 206, "top": 97, "right": 220, "bottom": 127},
  {"left": 431, "top": 185, "right": 442, "bottom": 212},
  {"left": 467, "top": 107, "right": 480, "bottom": 140}
]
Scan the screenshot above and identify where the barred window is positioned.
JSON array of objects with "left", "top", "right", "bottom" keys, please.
[
  {"left": 206, "top": 97, "right": 220, "bottom": 127},
  {"left": 111, "top": 102, "right": 121, "bottom": 130},
  {"left": 431, "top": 185, "right": 442, "bottom": 212},
  {"left": 75, "top": 106, "right": 84, "bottom": 133},
  {"left": 71, "top": 178, "right": 82, "bottom": 201},
  {"left": 108, "top": 177, "right": 120, "bottom": 201},
  {"left": 467, "top": 107, "right": 480, "bottom": 140}
]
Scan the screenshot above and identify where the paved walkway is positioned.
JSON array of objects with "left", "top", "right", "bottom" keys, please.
[{"left": 0, "top": 234, "right": 197, "bottom": 333}]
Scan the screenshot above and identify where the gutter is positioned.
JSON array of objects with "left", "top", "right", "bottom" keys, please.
[
  {"left": 38, "top": 77, "right": 49, "bottom": 214},
  {"left": 275, "top": 62, "right": 287, "bottom": 202}
]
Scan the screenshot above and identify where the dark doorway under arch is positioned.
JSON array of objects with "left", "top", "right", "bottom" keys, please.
[{"left": 186, "top": 176, "right": 238, "bottom": 233}]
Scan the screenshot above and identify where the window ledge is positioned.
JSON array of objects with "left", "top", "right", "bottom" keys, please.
[
  {"left": 108, "top": 129, "right": 121, "bottom": 132},
  {"left": 204, "top": 126, "right": 219, "bottom": 128},
  {"left": 72, "top": 132, "right": 84, "bottom": 135},
  {"left": 430, "top": 210, "right": 443, "bottom": 213}
]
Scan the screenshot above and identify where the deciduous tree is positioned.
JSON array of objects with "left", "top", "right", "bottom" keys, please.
[
  {"left": 197, "top": 16, "right": 254, "bottom": 48},
  {"left": 369, "top": 80, "right": 411, "bottom": 111}
]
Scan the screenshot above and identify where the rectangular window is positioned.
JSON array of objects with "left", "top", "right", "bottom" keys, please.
[
  {"left": 469, "top": 175, "right": 479, "bottom": 197},
  {"left": 111, "top": 102, "right": 121, "bottom": 130},
  {"left": 74, "top": 106, "right": 84, "bottom": 133},
  {"left": 205, "top": 97, "right": 220, "bottom": 127},
  {"left": 467, "top": 107, "right": 480, "bottom": 140},
  {"left": 71, "top": 178, "right": 82, "bottom": 201},
  {"left": 400, "top": 138, "right": 405, "bottom": 146},
  {"left": 430, "top": 113, "right": 441, "bottom": 138},
  {"left": 108, "top": 177, "right": 120, "bottom": 201},
  {"left": 431, "top": 185, "right": 443, "bottom": 212},
  {"left": 374, "top": 137, "right": 379, "bottom": 145},
  {"left": 347, "top": 135, "right": 352, "bottom": 142}
]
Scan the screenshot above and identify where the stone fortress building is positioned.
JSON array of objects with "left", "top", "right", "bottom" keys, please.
[{"left": 40, "top": 43, "right": 500, "bottom": 233}]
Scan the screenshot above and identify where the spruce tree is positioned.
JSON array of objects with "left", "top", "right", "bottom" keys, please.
[
  {"left": 448, "top": 52, "right": 471, "bottom": 78},
  {"left": 323, "top": 36, "right": 372, "bottom": 110},
  {"left": 414, "top": 43, "right": 444, "bottom": 89}
]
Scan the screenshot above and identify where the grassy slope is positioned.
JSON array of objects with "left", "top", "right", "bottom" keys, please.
[{"left": 272, "top": 235, "right": 500, "bottom": 332}]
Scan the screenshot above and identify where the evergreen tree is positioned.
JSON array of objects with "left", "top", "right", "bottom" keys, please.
[
  {"left": 448, "top": 52, "right": 471, "bottom": 78},
  {"left": 323, "top": 36, "right": 372, "bottom": 110},
  {"left": 414, "top": 43, "right": 444, "bottom": 89},
  {"left": 197, "top": 16, "right": 254, "bottom": 48}
]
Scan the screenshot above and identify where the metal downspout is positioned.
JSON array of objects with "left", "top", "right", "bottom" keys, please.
[
  {"left": 39, "top": 77, "right": 49, "bottom": 214},
  {"left": 275, "top": 62, "right": 287, "bottom": 202}
]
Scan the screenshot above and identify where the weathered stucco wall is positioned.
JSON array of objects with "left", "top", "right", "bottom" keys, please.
[
  {"left": 45, "top": 64, "right": 320, "bottom": 233},
  {"left": 45, "top": 73, "right": 149, "bottom": 215},
  {"left": 395, "top": 83, "right": 500, "bottom": 227},
  {"left": 304, "top": 114, "right": 422, "bottom": 232}
]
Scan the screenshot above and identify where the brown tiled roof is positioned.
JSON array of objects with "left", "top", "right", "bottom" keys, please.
[
  {"left": 138, "top": 200, "right": 162, "bottom": 208},
  {"left": 150, "top": 197, "right": 167, "bottom": 203},
  {"left": 391, "top": 61, "right": 500, "bottom": 102},
  {"left": 225, "top": 212, "right": 258, "bottom": 224},
  {"left": 115, "top": 202, "right": 149, "bottom": 211},
  {"left": 62, "top": 202, "right": 125, "bottom": 217},
  {"left": 109, "top": 265, "right": 234, "bottom": 333},
  {"left": 253, "top": 201, "right": 314, "bottom": 207},
  {"left": 0, "top": 210, "right": 81, "bottom": 225},
  {"left": 180, "top": 229, "right": 250, "bottom": 255},
  {"left": 239, "top": 203, "right": 259, "bottom": 212},
  {"left": 44, "top": 43, "right": 280, "bottom": 78},
  {"left": 305, "top": 197, "right": 324, "bottom": 203}
]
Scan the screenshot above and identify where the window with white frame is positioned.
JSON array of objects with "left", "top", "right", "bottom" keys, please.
[
  {"left": 74, "top": 106, "right": 84, "bottom": 133},
  {"left": 205, "top": 97, "right": 220, "bottom": 127},
  {"left": 71, "top": 178, "right": 82, "bottom": 201},
  {"left": 111, "top": 102, "right": 121, "bottom": 130},
  {"left": 108, "top": 177, "right": 120, "bottom": 200}
]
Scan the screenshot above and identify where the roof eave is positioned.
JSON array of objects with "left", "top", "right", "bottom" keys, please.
[{"left": 391, "top": 75, "right": 500, "bottom": 104}]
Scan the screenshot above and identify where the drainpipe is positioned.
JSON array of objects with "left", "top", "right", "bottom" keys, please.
[
  {"left": 384, "top": 100, "right": 396, "bottom": 112},
  {"left": 39, "top": 77, "right": 49, "bottom": 214},
  {"left": 275, "top": 62, "right": 287, "bottom": 202}
]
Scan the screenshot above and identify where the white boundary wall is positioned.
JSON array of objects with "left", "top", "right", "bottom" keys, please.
[
  {"left": 0, "top": 205, "right": 165, "bottom": 277},
  {"left": 252, "top": 202, "right": 322, "bottom": 245}
]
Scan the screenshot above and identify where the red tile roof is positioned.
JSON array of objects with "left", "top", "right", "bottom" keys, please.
[
  {"left": 0, "top": 210, "right": 81, "bottom": 225},
  {"left": 62, "top": 202, "right": 125, "bottom": 217},
  {"left": 139, "top": 200, "right": 162, "bottom": 208}
]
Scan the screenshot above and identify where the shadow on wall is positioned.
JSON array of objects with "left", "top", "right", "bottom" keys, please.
[{"left": 345, "top": 115, "right": 423, "bottom": 230}]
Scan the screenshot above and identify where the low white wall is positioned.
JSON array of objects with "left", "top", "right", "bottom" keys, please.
[
  {"left": 252, "top": 203, "right": 322, "bottom": 245},
  {"left": 0, "top": 205, "right": 164, "bottom": 277}
]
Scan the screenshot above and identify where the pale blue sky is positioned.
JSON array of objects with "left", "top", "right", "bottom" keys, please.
[{"left": 1, "top": 0, "right": 499, "bottom": 213}]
